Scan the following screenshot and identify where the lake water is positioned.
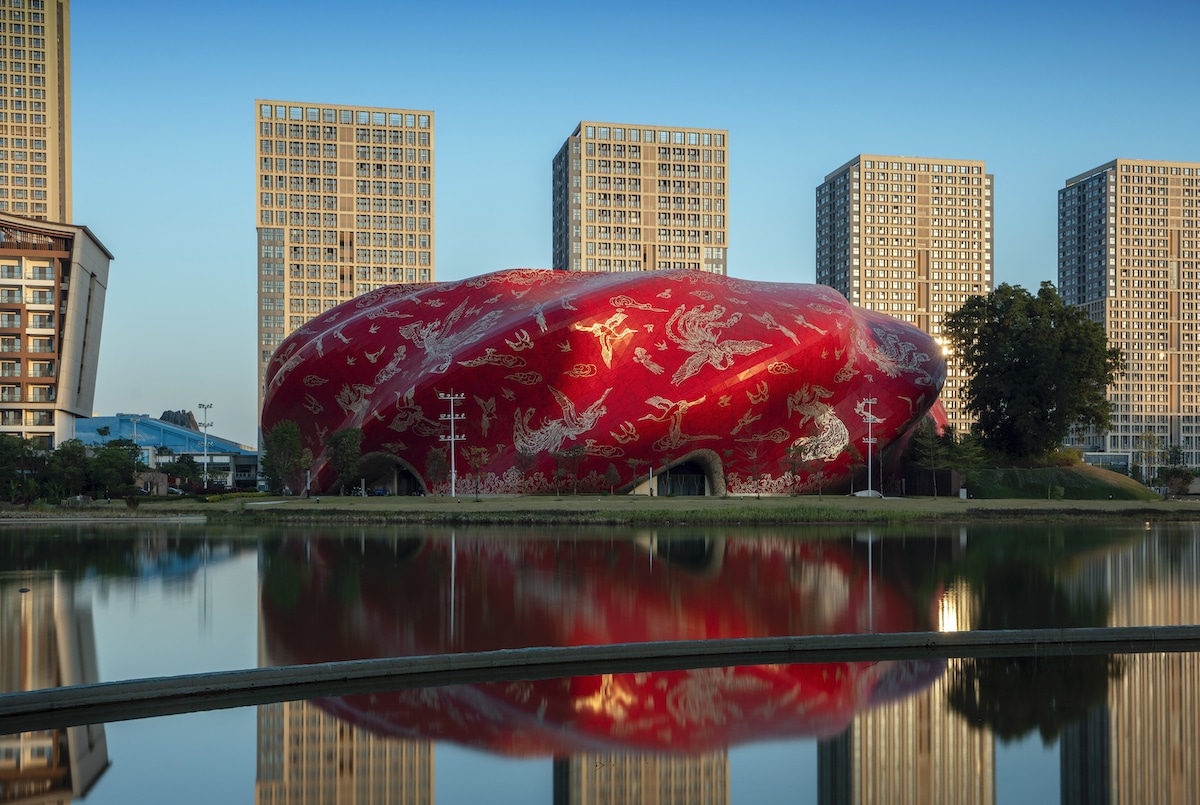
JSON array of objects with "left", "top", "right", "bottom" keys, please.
[{"left": 0, "top": 521, "right": 1197, "bottom": 804}]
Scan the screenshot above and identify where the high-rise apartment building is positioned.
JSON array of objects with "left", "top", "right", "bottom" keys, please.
[
  {"left": 255, "top": 100, "right": 435, "bottom": 407},
  {"left": 0, "top": 213, "right": 110, "bottom": 449},
  {"left": 816, "top": 155, "right": 994, "bottom": 433},
  {"left": 256, "top": 700, "right": 433, "bottom": 805},
  {"left": 552, "top": 121, "right": 728, "bottom": 274},
  {"left": 1058, "top": 159, "right": 1200, "bottom": 468},
  {"left": 0, "top": 0, "right": 69, "bottom": 224},
  {"left": 553, "top": 751, "right": 728, "bottom": 805}
]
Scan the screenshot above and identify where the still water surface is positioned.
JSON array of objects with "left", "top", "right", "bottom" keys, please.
[{"left": 1, "top": 521, "right": 1197, "bottom": 803}]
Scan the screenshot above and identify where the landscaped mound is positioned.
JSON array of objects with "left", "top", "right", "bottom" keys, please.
[{"left": 967, "top": 464, "right": 1159, "bottom": 501}]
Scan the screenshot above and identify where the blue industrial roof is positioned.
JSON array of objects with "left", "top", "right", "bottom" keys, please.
[{"left": 75, "top": 414, "right": 256, "bottom": 456}]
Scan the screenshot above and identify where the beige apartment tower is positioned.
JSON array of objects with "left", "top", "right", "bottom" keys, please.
[
  {"left": 0, "top": 213, "right": 110, "bottom": 449},
  {"left": 0, "top": 0, "right": 70, "bottom": 223},
  {"left": 1058, "top": 159, "right": 1200, "bottom": 470},
  {"left": 816, "top": 155, "right": 994, "bottom": 433},
  {"left": 255, "top": 100, "right": 435, "bottom": 407},
  {"left": 552, "top": 121, "right": 728, "bottom": 274}
]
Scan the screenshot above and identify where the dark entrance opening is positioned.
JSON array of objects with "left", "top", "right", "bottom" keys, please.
[
  {"left": 358, "top": 453, "right": 426, "bottom": 496},
  {"left": 657, "top": 461, "right": 708, "bottom": 496}
]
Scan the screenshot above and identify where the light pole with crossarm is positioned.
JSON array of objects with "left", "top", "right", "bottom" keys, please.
[{"left": 198, "top": 403, "right": 212, "bottom": 489}]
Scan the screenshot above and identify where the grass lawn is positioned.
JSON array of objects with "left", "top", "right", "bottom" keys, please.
[{"left": 1, "top": 488, "right": 1186, "bottom": 526}]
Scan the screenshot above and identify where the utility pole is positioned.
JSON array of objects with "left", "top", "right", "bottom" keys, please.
[
  {"left": 859, "top": 398, "right": 879, "bottom": 497},
  {"left": 438, "top": 390, "right": 465, "bottom": 497},
  {"left": 198, "top": 402, "right": 213, "bottom": 489}
]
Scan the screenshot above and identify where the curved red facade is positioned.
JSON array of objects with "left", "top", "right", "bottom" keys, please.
[{"left": 262, "top": 269, "right": 946, "bottom": 494}]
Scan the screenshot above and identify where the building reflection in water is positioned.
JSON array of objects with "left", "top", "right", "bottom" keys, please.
[
  {"left": 818, "top": 578, "right": 994, "bottom": 805},
  {"left": 256, "top": 536, "right": 433, "bottom": 805},
  {"left": 819, "top": 526, "right": 1200, "bottom": 805},
  {"left": 254, "top": 700, "right": 432, "bottom": 805},
  {"left": 1060, "top": 525, "right": 1200, "bottom": 804},
  {"left": 0, "top": 573, "right": 109, "bottom": 803},
  {"left": 253, "top": 527, "right": 1200, "bottom": 803},
  {"left": 256, "top": 531, "right": 944, "bottom": 803},
  {"left": 553, "top": 751, "right": 728, "bottom": 805}
]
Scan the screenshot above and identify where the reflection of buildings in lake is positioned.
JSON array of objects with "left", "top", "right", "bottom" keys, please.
[
  {"left": 817, "top": 577, "right": 993, "bottom": 805},
  {"left": 0, "top": 574, "right": 109, "bottom": 802},
  {"left": 1060, "top": 530, "right": 1200, "bottom": 803},
  {"left": 254, "top": 700, "right": 433, "bottom": 805},
  {"left": 816, "top": 661, "right": 995, "bottom": 805},
  {"left": 553, "top": 752, "right": 728, "bottom": 805},
  {"left": 256, "top": 553, "right": 434, "bottom": 805}
]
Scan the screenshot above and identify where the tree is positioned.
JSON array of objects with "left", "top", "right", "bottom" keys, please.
[
  {"left": 425, "top": 447, "right": 449, "bottom": 495},
  {"left": 739, "top": 445, "right": 766, "bottom": 498},
  {"left": 604, "top": 462, "right": 621, "bottom": 495},
  {"left": 90, "top": 443, "right": 137, "bottom": 497},
  {"left": 906, "top": 419, "right": 943, "bottom": 497},
  {"left": 551, "top": 445, "right": 585, "bottom": 497},
  {"left": 49, "top": 439, "right": 89, "bottom": 497},
  {"left": 1157, "top": 465, "right": 1196, "bottom": 497},
  {"left": 0, "top": 434, "right": 23, "bottom": 499},
  {"left": 514, "top": 450, "right": 538, "bottom": 488},
  {"left": 162, "top": 454, "right": 202, "bottom": 487},
  {"left": 944, "top": 282, "right": 1124, "bottom": 462},
  {"left": 950, "top": 431, "right": 985, "bottom": 472},
  {"left": 261, "top": 420, "right": 312, "bottom": 494},
  {"left": 464, "top": 446, "right": 490, "bottom": 501},
  {"left": 625, "top": 457, "right": 650, "bottom": 495},
  {"left": 1155, "top": 443, "right": 1195, "bottom": 497},
  {"left": 326, "top": 427, "right": 364, "bottom": 494},
  {"left": 780, "top": 443, "right": 818, "bottom": 498},
  {"left": 1133, "top": 431, "right": 1164, "bottom": 484},
  {"left": 5, "top": 436, "right": 46, "bottom": 503}
]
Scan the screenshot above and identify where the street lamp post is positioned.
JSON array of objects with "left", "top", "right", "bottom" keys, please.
[
  {"left": 438, "top": 390, "right": 465, "bottom": 497},
  {"left": 859, "top": 398, "right": 879, "bottom": 497},
  {"left": 198, "top": 402, "right": 213, "bottom": 489}
]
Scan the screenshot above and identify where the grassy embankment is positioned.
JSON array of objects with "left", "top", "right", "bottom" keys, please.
[
  {"left": 965, "top": 463, "right": 1160, "bottom": 501},
  {"left": 0, "top": 465, "right": 1185, "bottom": 527}
]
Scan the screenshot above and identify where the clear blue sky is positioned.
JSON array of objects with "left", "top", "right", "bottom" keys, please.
[{"left": 72, "top": 0, "right": 1200, "bottom": 447}]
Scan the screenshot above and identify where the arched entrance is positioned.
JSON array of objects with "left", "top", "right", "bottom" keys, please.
[
  {"left": 656, "top": 460, "right": 709, "bottom": 496},
  {"left": 357, "top": 452, "right": 426, "bottom": 496}
]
